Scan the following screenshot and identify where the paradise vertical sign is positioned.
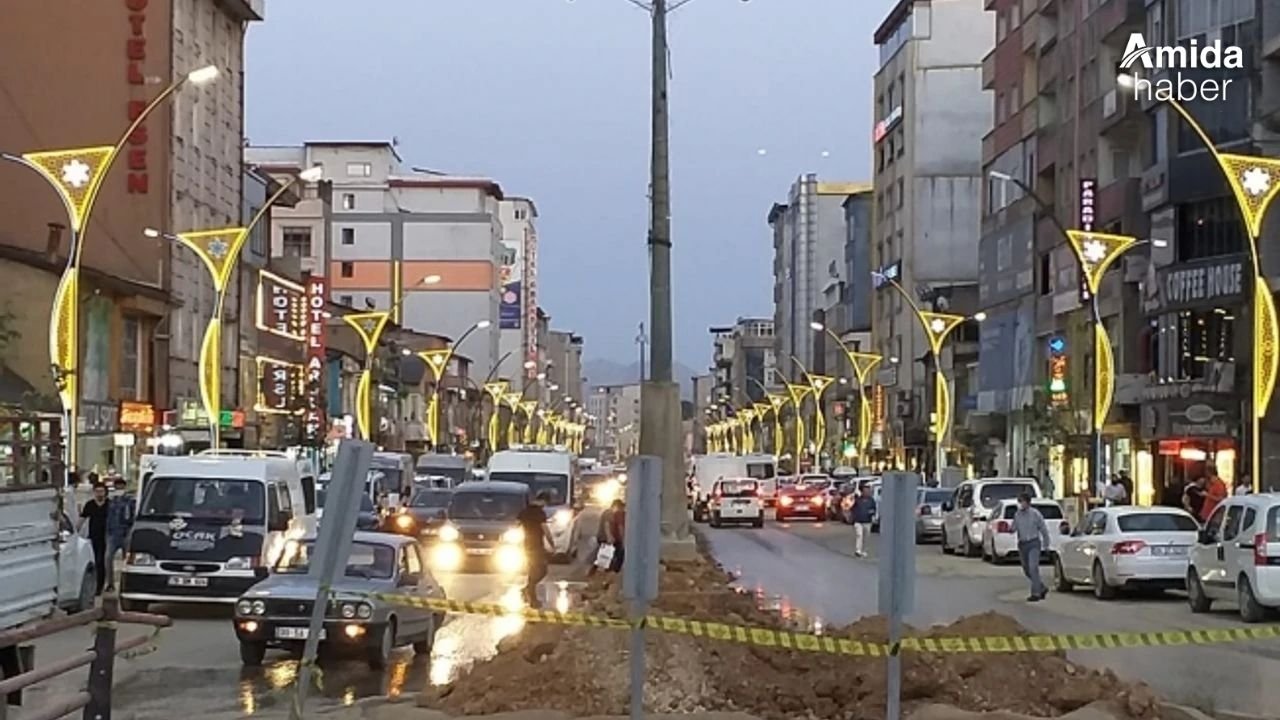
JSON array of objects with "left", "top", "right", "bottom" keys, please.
[{"left": 304, "top": 275, "right": 328, "bottom": 444}]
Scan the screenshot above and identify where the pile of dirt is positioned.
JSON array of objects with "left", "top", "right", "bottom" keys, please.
[{"left": 420, "top": 557, "right": 1160, "bottom": 719}]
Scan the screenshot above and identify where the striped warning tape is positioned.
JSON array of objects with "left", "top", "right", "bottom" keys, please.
[{"left": 367, "top": 593, "right": 1280, "bottom": 655}]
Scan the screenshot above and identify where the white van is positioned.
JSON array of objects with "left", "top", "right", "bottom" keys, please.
[
  {"left": 691, "top": 454, "right": 747, "bottom": 523},
  {"left": 743, "top": 453, "right": 779, "bottom": 507},
  {"left": 119, "top": 451, "right": 314, "bottom": 610},
  {"left": 486, "top": 447, "right": 581, "bottom": 562}
]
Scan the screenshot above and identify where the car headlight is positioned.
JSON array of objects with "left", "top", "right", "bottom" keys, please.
[
  {"left": 236, "top": 600, "right": 254, "bottom": 615},
  {"left": 225, "top": 556, "right": 257, "bottom": 571},
  {"left": 394, "top": 514, "right": 414, "bottom": 530},
  {"left": 341, "top": 603, "right": 357, "bottom": 619},
  {"left": 552, "top": 509, "right": 573, "bottom": 527},
  {"left": 126, "top": 552, "right": 156, "bottom": 567},
  {"left": 251, "top": 600, "right": 266, "bottom": 616},
  {"left": 438, "top": 524, "right": 460, "bottom": 542},
  {"left": 779, "top": 496, "right": 794, "bottom": 507},
  {"left": 356, "top": 602, "right": 373, "bottom": 619},
  {"left": 501, "top": 526, "right": 525, "bottom": 545}
]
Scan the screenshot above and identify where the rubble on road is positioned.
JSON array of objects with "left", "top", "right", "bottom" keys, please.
[{"left": 419, "top": 555, "right": 1161, "bottom": 719}]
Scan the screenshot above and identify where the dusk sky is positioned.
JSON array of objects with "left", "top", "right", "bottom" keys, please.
[{"left": 245, "top": 0, "right": 897, "bottom": 366}]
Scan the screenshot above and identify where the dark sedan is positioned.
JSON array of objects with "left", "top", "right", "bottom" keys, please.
[{"left": 385, "top": 488, "right": 453, "bottom": 537}]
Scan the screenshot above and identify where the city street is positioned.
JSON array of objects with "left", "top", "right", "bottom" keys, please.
[
  {"left": 701, "top": 519, "right": 1280, "bottom": 717},
  {"left": 24, "top": 516, "right": 600, "bottom": 720}
]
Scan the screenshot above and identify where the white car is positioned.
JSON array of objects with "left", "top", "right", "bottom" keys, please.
[
  {"left": 1187, "top": 493, "right": 1280, "bottom": 622},
  {"left": 981, "top": 499, "right": 1069, "bottom": 564},
  {"left": 56, "top": 512, "right": 97, "bottom": 612},
  {"left": 941, "top": 478, "right": 1041, "bottom": 557},
  {"left": 708, "top": 478, "right": 764, "bottom": 528},
  {"left": 1052, "top": 506, "right": 1199, "bottom": 600}
]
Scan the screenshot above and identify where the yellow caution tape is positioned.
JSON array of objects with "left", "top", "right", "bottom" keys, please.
[{"left": 367, "top": 593, "right": 1280, "bottom": 655}]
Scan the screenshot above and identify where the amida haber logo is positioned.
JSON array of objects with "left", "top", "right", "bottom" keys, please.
[{"left": 1119, "top": 32, "right": 1244, "bottom": 102}]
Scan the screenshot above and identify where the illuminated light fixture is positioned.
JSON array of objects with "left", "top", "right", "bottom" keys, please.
[
  {"left": 519, "top": 400, "right": 540, "bottom": 444},
  {"left": 186, "top": 64, "right": 220, "bottom": 85},
  {"left": 766, "top": 393, "right": 788, "bottom": 455},
  {"left": 254, "top": 356, "right": 305, "bottom": 415},
  {"left": 784, "top": 382, "right": 814, "bottom": 463},
  {"left": 254, "top": 270, "right": 307, "bottom": 342},
  {"left": 806, "top": 375, "right": 835, "bottom": 455},
  {"left": 342, "top": 311, "right": 392, "bottom": 440},
  {"left": 1179, "top": 447, "right": 1208, "bottom": 462},
  {"left": 1064, "top": 230, "right": 1138, "bottom": 296}
]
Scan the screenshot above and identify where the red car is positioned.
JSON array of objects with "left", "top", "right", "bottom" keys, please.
[{"left": 774, "top": 480, "right": 830, "bottom": 522}]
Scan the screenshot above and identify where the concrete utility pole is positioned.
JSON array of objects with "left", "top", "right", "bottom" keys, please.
[{"left": 640, "top": 0, "right": 693, "bottom": 559}]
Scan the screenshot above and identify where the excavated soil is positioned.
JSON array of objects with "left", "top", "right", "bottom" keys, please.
[{"left": 420, "top": 556, "right": 1160, "bottom": 720}]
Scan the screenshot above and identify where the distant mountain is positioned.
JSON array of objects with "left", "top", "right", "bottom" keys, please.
[{"left": 583, "top": 359, "right": 699, "bottom": 399}]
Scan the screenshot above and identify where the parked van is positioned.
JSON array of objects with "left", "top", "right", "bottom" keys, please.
[
  {"left": 369, "top": 452, "right": 415, "bottom": 508},
  {"left": 415, "top": 453, "right": 472, "bottom": 487},
  {"left": 120, "top": 451, "right": 314, "bottom": 610},
  {"left": 743, "top": 453, "right": 779, "bottom": 507},
  {"left": 486, "top": 447, "right": 581, "bottom": 562},
  {"left": 691, "top": 454, "right": 747, "bottom": 523}
]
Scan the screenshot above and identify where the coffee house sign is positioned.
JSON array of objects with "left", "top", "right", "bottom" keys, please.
[{"left": 1143, "top": 254, "right": 1247, "bottom": 315}]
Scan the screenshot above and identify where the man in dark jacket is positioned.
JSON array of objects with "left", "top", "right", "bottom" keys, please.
[
  {"left": 105, "top": 477, "right": 134, "bottom": 592},
  {"left": 850, "top": 486, "right": 876, "bottom": 558}
]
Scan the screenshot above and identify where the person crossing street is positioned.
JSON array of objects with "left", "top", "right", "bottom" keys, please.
[{"left": 1012, "top": 492, "right": 1050, "bottom": 602}]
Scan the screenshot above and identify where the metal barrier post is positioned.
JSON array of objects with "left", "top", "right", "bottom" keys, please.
[
  {"left": 623, "top": 455, "right": 662, "bottom": 720},
  {"left": 83, "top": 595, "right": 119, "bottom": 720},
  {"left": 878, "top": 472, "right": 919, "bottom": 720}
]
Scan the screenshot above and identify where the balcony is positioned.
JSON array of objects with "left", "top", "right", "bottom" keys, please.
[
  {"left": 1098, "top": 0, "right": 1144, "bottom": 45},
  {"left": 1038, "top": 51, "right": 1059, "bottom": 93},
  {"left": 1039, "top": 0, "right": 1058, "bottom": 16},
  {"left": 1022, "top": 13, "right": 1039, "bottom": 53},
  {"left": 982, "top": 49, "right": 997, "bottom": 91},
  {"left": 1098, "top": 88, "right": 1144, "bottom": 134}
]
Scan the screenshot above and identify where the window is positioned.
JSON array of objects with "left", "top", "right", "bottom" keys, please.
[
  {"left": 341, "top": 227, "right": 356, "bottom": 246},
  {"left": 1176, "top": 197, "right": 1245, "bottom": 261},
  {"left": 1085, "top": 511, "right": 1108, "bottom": 535},
  {"left": 342, "top": 193, "right": 356, "bottom": 210},
  {"left": 340, "top": 262, "right": 355, "bottom": 278},
  {"left": 405, "top": 545, "right": 423, "bottom": 575},
  {"left": 345, "top": 162, "right": 372, "bottom": 177},
  {"left": 339, "top": 294, "right": 354, "bottom": 306},
  {"left": 895, "top": 178, "right": 904, "bottom": 209},
  {"left": 1223, "top": 505, "right": 1245, "bottom": 541},
  {"left": 1204, "top": 505, "right": 1228, "bottom": 542},
  {"left": 1172, "top": 309, "right": 1235, "bottom": 380},
  {"left": 282, "top": 227, "right": 312, "bottom": 258},
  {"left": 896, "top": 128, "right": 905, "bottom": 157},
  {"left": 1038, "top": 253, "right": 1052, "bottom": 295},
  {"left": 514, "top": 208, "right": 528, "bottom": 220},
  {"left": 120, "top": 316, "right": 142, "bottom": 400}
]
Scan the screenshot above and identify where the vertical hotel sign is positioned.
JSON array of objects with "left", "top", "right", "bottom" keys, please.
[
  {"left": 1078, "top": 178, "right": 1097, "bottom": 303},
  {"left": 304, "top": 276, "right": 327, "bottom": 443},
  {"left": 523, "top": 225, "right": 538, "bottom": 377},
  {"left": 125, "top": 0, "right": 151, "bottom": 194}
]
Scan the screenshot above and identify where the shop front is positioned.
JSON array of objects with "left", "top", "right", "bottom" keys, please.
[
  {"left": 77, "top": 400, "right": 120, "bottom": 475},
  {"left": 117, "top": 401, "right": 157, "bottom": 482},
  {"left": 1140, "top": 386, "right": 1239, "bottom": 508},
  {"left": 168, "top": 399, "right": 247, "bottom": 451}
]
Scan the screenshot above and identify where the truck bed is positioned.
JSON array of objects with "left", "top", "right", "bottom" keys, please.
[{"left": 0, "top": 485, "right": 59, "bottom": 632}]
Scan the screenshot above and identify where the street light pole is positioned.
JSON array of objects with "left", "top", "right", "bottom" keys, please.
[
  {"left": 811, "top": 323, "right": 883, "bottom": 464},
  {"left": 419, "top": 319, "right": 492, "bottom": 452}
]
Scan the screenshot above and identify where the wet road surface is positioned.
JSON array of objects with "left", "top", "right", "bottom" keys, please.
[{"left": 702, "top": 518, "right": 1280, "bottom": 716}]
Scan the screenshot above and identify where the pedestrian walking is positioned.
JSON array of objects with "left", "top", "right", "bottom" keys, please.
[
  {"left": 517, "top": 492, "right": 552, "bottom": 608},
  {"left": 1202, "top": 464, "right": 1228, "bottom": 522},
  {"left": 105, "top": 477, "right": 134, "bottom": 592},
  {"left": 850, "top": 485, "right": 876, "bottom": 558},
  {"left": 1183, "top": 475, "right": 1207, "bottom": 519},
  {"left": 1012, "top": 492, "right": 1050, "bottom": 602},
  {"left": 608, "top": 499, "right": 626, "bottom": 573},
  {"left": 1103, "top": 476, "right": 1129, "bottom": 506},
  {"left": 589, "top": 501, "right": 616, "bottom": 576},
  {"left": 77, "top": 483, "right": 111, "bottom": 596},
  {"left": 1235, "top": 474, "right": 1252, "bottom": 496}
]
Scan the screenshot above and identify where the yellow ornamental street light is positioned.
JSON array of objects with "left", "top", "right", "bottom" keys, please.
[
  {"left": 339, "top": 311, "right": 392, "bottom": 441},
  {"left": 502, "top": 392, "right": 523, "bottom": 448},
  {"left": 738, "top": 408, "right": 757, "bottom": 454},
  {"left": 520, "top": 400, "right": 539, "bottom": 443},
  {"left": 4, "top": 64, "right": 219, "bottom": 467},
  {"left": 784, "top": 382, "right": 813, "bottom": 464},
  {"left": 766, "top": 394, "right": 787, "bottom": 455},
  {"left": 483, "top": 380, "right": 510, "bottom": 451},
  {"left": 418, "top": 319, "right": 491, "bottom": 450},
  {"left": 806, "top": 375, "right": 835, "bottom": 458}
]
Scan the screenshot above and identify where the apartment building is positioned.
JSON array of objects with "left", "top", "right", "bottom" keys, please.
[
  {"left": 245, "top": 141, "right": 507, "bottom": 379},
  {"left": 870, "top": 0, "right": 991, "bottom": 474},
  {"left": 498, "top": 198, "right": 539, "bottom": 384}
]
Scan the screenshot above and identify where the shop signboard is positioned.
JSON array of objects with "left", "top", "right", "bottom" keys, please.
[
  {"left": 257, "top": 357, "right": 305, "bottom": 415},
  {"left": 1078, "top": 178, "right": 1097, "bottom": 303},
  {"left": 1140, "top": 394, "right": 1238, "bottom": 440},
  {"left": 118, "top": 402, "right": 155, "bottom": 432},
  {"left": 873, "top": 105, "right": 903, "bottom": 143},
  {"left": 499, "top": 280, "right": 522, "bottom": 329},
  {"left": 256, "top": 270, "right": 307, "bottom": 342},
  {"left": 524, "top": 226, "right": 538, "bottom": 377},
  {"left": 1142, "top": 255, "right": 1247, "bottom": 316},
  {"left": 304, "top": 275, "right": 328, "bottom": 444}
]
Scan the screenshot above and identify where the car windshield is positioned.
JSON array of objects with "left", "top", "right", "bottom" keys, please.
[
  {"left": 139, "top": 478, "right": 265, "bottom": 523},
  {"left": 978, "top": 483, "right": 1034, "bottom": 509},
  {"left": 921, "top": 489, "right": 951, "bottom": 504},
  {"left": 415, "top": 475, "right": 454, "bottom": 489},
  {"left": 793, "top": 480, "right": 830, "bottom": 491},
  {"left": 416, "top": 463, "right": 466, "bottom": 483},
  {"left": 411, "top": 490, "right": 452, "bottom": 508},
  {"left": 745, "top": 462, "right": 775, "bottom": 480},
  {"left": 1117, "top": 512, "right": 1199, "bottom": 533},
  {"left": 317, "top": 489, "right": 374, "bottom": 513},
  {"left": 367, "top": 468, "right": 404, "bottom": 496},
  {"left": 449, "top": 491, "right": 526, "bottom": 520},
  {"left": 719, "top": 480, "right": 759, "bottom": 497},
  {"left": 1001, "top": 503, "right": 1064, "bottom": 520},
  {"left": 486, "top": 472, "right": 569, "bottom": 506},
  {"left": 276, "top": 540, "right": 395, "bottom": 579}
]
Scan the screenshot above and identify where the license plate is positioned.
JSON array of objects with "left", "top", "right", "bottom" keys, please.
[
  {"left": 1150, "top": 546, "right": 1187, "bottom": 556},
  {"left": 167, "top": 576, "right": 208, "bottom": 588},
  {"left": 275, "top": 626, "right": 325, "bottom": 640},
  {"left": 732, "top": 500, "right": 751, "bottom": 506},
  {"left": 465, "top": 547, "right": 493, "bottom": 555}
]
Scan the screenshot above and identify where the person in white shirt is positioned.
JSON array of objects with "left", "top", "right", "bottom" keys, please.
[{"left": 1103, "top": 476, "right": 1128, "bottom": 506}]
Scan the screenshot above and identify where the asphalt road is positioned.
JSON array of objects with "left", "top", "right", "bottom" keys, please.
[
  {"left": 24, "top": 507, "right": 603, "bottom": 719},
  {"left": 700, "top": 516, "right": 1280, "bottom": 717}
]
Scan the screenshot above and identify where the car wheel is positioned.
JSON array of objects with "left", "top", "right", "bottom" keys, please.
[
  {"left": 367, "top": 620, "right": 396, "bottom": 670},
  {"left": 1239, "top": 576, "right": 1268, "bottom": 623},
  {"left": 1052, "top": 555, "right": 1074, "bottom": 592},
  {"left": 981, "top": 538, "right": 993, "bottom": 563},
  {"left": 239, "top": 641, "right": 266, "bottom": 667},
  {"left": 962, "top": 531, "right": 979, "bottom": 558},
  {"left": 1187, "top": 569, "right": 1212, "bottom": 613},
  {"left": 710, "top": 512, "right": 722, "bottom": 528},
  {"left": 412, "top": 615, "right": 437, "bottom": 655},
  {"left": 72, "top": 569, "right": 96, "bottom": 613},
  {"left": 1092, "top": 562, "right": 1117, "bottom": 600},
  {"left": 941, "top": 528, "right": 953, "bottom": 555}
]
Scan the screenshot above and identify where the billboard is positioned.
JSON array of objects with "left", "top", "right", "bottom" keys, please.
[
  {"left": 500, "top": 280, "right": 522, "bottom": 329},
  {"left": 256, "top": 357, "right": 304, "bottom": 415},
  {"left": 524, "top": 226, "right": 538, "bottom": 376}
]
